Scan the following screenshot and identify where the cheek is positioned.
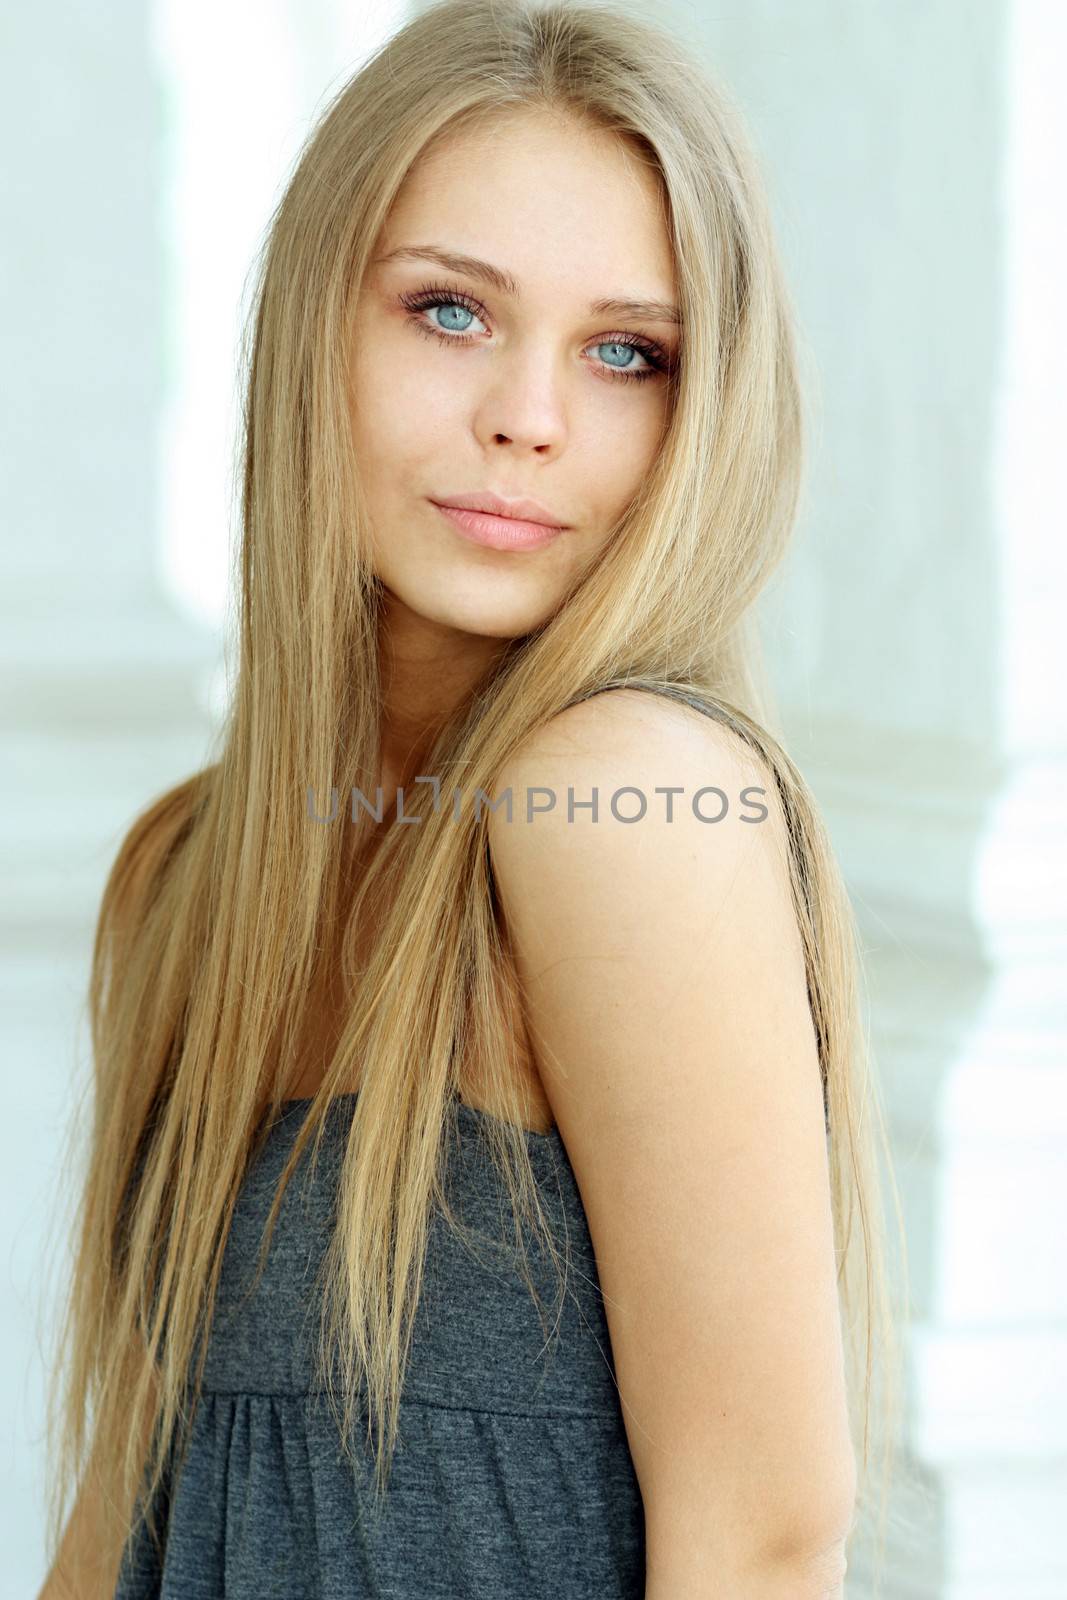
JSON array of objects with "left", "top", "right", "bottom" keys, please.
[
  {"left": 349, "top": 350, "right": 438, "bottom": 473},
  {"left": 361, "top": 349, "right": 460, "bottom": 461},
  {"left": 588, "top": 407, "right": 664, "bottom": 512}
]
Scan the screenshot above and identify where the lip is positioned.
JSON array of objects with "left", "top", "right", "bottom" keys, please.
[
  {"left": 429, "top": 492, "right": 567, "bottom": 552},
  {"left": 432, "top": 490, "right": 566, "bottom": 527}
]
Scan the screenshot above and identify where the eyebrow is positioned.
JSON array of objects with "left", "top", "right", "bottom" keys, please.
[{"left": 373, "top": 243, "right": 683, "bottom": 327}]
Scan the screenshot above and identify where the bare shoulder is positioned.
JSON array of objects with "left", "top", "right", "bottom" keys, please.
[
  {"left": 495, "top": 685, "right": 771, "bottom": 783},
  {"left": 487, "top": 685, "right": 801, "bottom": 1108},
  {"left": 110, "top": 768, "right": 210, "bottom": 885},
  {"left": 98, "top": 767, "right": 213, "bottom": 954},
  {"left": 487, "top": 688, "right": 855, "bottom": 1575},
  {"left": 488, "top": 685, "right": 791, "bottom": 936}
]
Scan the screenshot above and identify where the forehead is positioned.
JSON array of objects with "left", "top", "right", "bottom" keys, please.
[{"left": 378, "top": 105, "right": 677, "bottom": 305}]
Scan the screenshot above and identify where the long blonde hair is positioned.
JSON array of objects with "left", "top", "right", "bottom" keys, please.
[{"left": 45, "top": 0, "right": 909, "bottom": 1590}]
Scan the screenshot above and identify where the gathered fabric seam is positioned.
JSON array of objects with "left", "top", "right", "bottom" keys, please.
[{"left": 197, "top": 1387, "right": 619, "bottom": 1421}]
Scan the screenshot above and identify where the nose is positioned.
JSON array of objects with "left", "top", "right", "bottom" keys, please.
[{"left": 475, "top": 347, "right": 568, "bottom": 457}]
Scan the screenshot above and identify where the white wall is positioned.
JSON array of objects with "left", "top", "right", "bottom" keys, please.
[
  {"left": 0, "top": 1, "right": 408, "bottom": 1589},
  {"left": 4, "top": 2, "right": 1063, "bottom": 1594},
  {"left": 660, "top": 2, "right": 1066, "bottom": 1595}
]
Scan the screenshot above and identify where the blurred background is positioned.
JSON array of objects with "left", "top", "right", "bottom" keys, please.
[{"left": 3, "top": 1, "right": 1064, "bottom": 1594}]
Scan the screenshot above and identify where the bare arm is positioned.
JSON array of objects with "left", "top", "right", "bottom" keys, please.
[
  {"left": 643, "top": 1532, "right": 848, "bottom": 1598},
  {"left": 39, "top": 782, "right": 192, "bottom": 1599},
  {"left": 489, "top": 691, "right": 857, "bottom": 1594},
  {"left": 37, "top": 1360, "right": 159, "bottom": 1599},
  {"left": 37, "top": 1464, "right": 123, "bottom": 1600}
]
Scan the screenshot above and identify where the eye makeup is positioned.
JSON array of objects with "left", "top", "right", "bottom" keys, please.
[{"left": 395, "top": 279, "right": 677, "bottom": 386}]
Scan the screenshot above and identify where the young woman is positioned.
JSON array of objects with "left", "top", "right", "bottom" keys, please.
[{"left": 40, "top": 2, "right": 905, "bottom": 1595}]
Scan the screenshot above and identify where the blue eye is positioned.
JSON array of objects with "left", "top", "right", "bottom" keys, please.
[
  {"left": 425, "top": 300, "right": 478, "bottom": 334},
  {"left": 396, "top": 281, "right": 673, "bottom": 385},
  {"left": 595, "top": 341, "right": 648, "bottom": 375}
]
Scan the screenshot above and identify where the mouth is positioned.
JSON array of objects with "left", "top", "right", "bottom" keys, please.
[
  {"left": 432, "top": 489, "right": 566, "bottom": 526},
  {"left": 428, "top": 499, "right": 567, "bottom": 552}
]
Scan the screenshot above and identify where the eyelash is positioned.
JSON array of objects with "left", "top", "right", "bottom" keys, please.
[{"left": 397, "top": 280, "right": 673, "bottom": 385}]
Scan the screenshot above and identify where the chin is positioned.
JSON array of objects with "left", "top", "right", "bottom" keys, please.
[{"left": 392, "top": 579, "right": 557, "bottom": 642}]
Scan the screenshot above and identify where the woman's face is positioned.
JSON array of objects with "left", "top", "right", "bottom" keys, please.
[{"left": 348, "top": 105, "right": 681, "bottom": 642}]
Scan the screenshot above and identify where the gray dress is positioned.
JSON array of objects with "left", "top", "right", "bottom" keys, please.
[
  {"left": 113, "top": 682, "right": 830, "bottom": 1596},
  {"left": 115, "top": 1093, "right": 646, "bottom": 1598}
]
